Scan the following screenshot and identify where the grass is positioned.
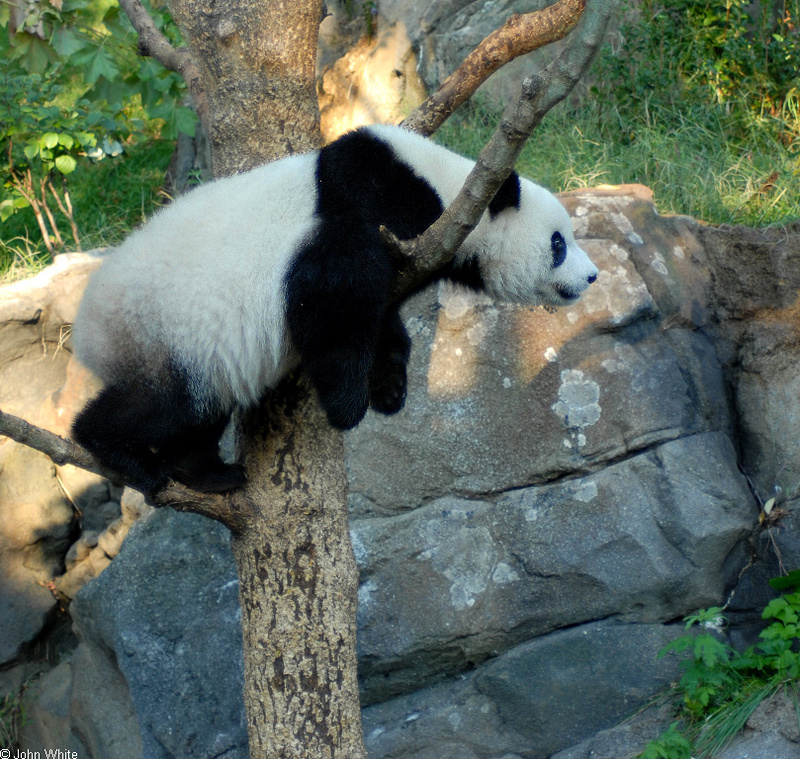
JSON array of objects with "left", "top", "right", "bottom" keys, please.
[
  {"left": 436, "top": 91, "right": 800, "bottom": 228},
  {"left": 0, "top": 136, "right": 174, "bottom": 280}
]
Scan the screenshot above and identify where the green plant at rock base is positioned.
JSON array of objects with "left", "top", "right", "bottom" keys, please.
[
  {"left": 0, "top": 687, "right": 25, "bottom": 750},
  {"left": 638, "top": 722, "right": 693, "bottom": 759},
  {"left": 638, "top": 570, "right": 800, "bottom": 758}
]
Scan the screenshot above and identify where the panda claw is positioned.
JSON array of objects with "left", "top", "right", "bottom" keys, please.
[{"left": 369, "top": 372, "right": 408, "bottom": 416}]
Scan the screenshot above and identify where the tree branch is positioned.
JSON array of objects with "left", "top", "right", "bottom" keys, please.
[
  {"left": 118, "top": 0, "right": 210, "bottom": 127},
  {"left": 0, "top": 407, "right": 253, "bottom": 532},
  {"left": 403, "top": 0, "right": 587, "bottom": 136},
  {"left": 392, "top": 0, "right": 619, "bottom": 299}
]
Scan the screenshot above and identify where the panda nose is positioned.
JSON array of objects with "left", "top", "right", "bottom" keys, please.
[{"left": 587, "top": 273, "right": 597, "bottom": 284}]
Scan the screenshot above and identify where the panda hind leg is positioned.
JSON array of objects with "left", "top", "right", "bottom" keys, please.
[
  {"left": 72, "top": 377, "right": 244, "bottom": 497},
  {"left": 369, "top": 306, "right": 410, "bottom": 416},
  {"left": 72, "top": 381, "right": 175, "bottom": 497},
  {"left": 159, "top": 415, "right": 246, "bottom": 494}
]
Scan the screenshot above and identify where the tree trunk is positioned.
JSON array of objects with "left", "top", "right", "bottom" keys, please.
[
  {"left": 164, "top": 2, "right": 365, "bottom": 756},
  {"left": 168, "top": 0, "right": 323, "bottom": 176},
  {"left": 233, "top": 377, "right": 363, "bottom": 758}
]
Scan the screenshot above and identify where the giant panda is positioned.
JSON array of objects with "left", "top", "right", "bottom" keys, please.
[{"left": 71, "top": 124, "right": 598, "bottom": 496}]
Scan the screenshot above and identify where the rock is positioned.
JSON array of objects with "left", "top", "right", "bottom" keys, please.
[
  {"left": 354, "top": 433, "right": 753, "bottom": 703},
  {"left": 0, "top": 252, "right": 111, "bottom": 664},
  {"left": 362, "top": 672, "right": 531, "bottom": 759},
  {"left": 19, "top": 636, "right": 144, "bottom": 758},
  {"left": 68, "top": 508, "right": 248, "bottom": 759},
  {"left": 549, "top": 703, "right": 676, "bottom": 759},
  {"left": 698, "top": 222, "right": 800, "bottom": 501},
  {"left": 319, "top": 17, "right": 427, "bottom": 141},
  {"left": 346, "top": 189, "right": 731, "bottom": 515},
  {"left": 363, "top": 621, "right": 684, "bottom": 759},
  {"left": 56, "top": 492, "right": 152, "bottom": 601},
  {"left": 474, "top": 622, "right": 684, "bottom": 757},
  {"left": 717, "top": 688, "right": 800, "bottom": 759}
]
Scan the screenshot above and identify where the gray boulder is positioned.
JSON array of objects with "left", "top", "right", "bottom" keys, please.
[
  {"left": 21, "top": 508, "right": 248, "bottom": 759},
  {"left": 354, "top": 433, "right": 753, "bottom": 703}
]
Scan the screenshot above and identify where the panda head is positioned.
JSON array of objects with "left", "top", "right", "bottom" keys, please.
[{"left": 469, "top": 176, "right": 598, "bottom": 308}]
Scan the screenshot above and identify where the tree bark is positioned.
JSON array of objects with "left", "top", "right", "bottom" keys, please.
[
  {"left": 121, "top": 0, "right": 324, "bottom": 176},
  {"left": 403, "top": 0, "right": 587, "bottom": 136},
  {"left": 232, "top": 376, "right": 362, "bottom": 758}
]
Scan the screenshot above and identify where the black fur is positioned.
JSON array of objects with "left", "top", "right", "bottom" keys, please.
[
  {"left": 442, "top": 256, "right": 486, "bottom": 292},
  {"left": 551, "top": 231, "right": 567, "bottom": 268},
  {"left": 285, "top": 128, "right": 444, "bottom": 430},
  {"left": 489, "top": 172, "right": 521, "bottom": 218},
  {"left": 71, "top": 363, "right": 245, "bottom": 497}
]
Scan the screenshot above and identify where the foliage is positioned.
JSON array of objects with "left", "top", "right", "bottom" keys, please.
[
  {"left": 637, "top": 570, "right": 800, "bottom": 758},
  {"left": 438, "top": 0, "right": 800, "bottom": 227},
  {"left": 0, "top": 0, "right": 193, "bottom": 133},
  {"left": 0, "top": 0, "right": 193, "bottom": 261},
  {"left": 0, "top": 61, "right": 127, "bottom": 252},
  {"left": 638, "top": 722, "right": 692, "bottom": 759},
  {"left": 0, "top": 687, "right": 25, "bottom": 750}
]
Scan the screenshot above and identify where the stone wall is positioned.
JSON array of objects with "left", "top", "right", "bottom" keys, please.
[{"left": 3, "top": 186, "right": 798, "bottom": 758}]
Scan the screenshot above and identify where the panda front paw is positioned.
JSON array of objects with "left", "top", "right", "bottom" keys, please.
[{"left": 369, "top": 361, "right": 408, "bottom": 416}]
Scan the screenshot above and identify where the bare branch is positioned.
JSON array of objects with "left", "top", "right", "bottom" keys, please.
[
  {"left": 150, "top": 483, "right": 254, "bottom": 533},
  {"left": 392, "top": 0, "right": 619, "bottom": 299},
  {"left": 118, "top": 0, "right": 210, "bottom": 126},
  {"left": 0, "top": 407, "right": 253, "bottom": 531},
  {"left": 403, "top": 0, "right": 587, "bottom": 136},
  {"left": 0, "top": 407, "right": 107, "bottom": 475}
]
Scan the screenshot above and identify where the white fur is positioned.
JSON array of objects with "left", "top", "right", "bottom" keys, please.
[
  {"left": 73, "top": 125, "right": 596, "bottom": 411},
  {"left": 74, "top": 152, "right": 317, "bottom": 409},
  {"left": 367, "top": 125, "right": 597, "bottom": 305}
]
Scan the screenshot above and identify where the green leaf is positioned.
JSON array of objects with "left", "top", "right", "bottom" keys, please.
[
  {"left": 0, "top": 198, "right": 18, "bottom": 222},
  {"left": 83, "top": 46, "right": 121, "bottom": 85},
  {"left": 763, "top": 598, "right": 798, "bottom": 625},
  {"left": 174, "top": 106, "right": 197, "bottom": 137},
  {"left": 50, "top": 27, "right": 88, "bottom": 59},
  {"left": 55, "top": 154, "right": 77, "bottom": 175},
  {"left": 23, "top": 142, "right": 40, "bottom": 160},
  {"left": 7, "top": 33, "right": 58, "bottom": 73},
  {"left": 57, "top": 133, "right": 75, "bottom": 149},
  {"left": 40, "top": 132, "right": 59, "bottom": 149},
  {"left": 73, "top": 131, "right": 96, "bottom": 148},
  {"left": 769, "top": 571, "right": 800, "bottom": 592}
]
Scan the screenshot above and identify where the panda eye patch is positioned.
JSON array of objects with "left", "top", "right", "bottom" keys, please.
[{"left": 551, "top": 231, "right": 567, "bottom": 268}]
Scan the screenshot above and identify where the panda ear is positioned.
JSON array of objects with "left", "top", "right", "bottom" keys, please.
[{"left": 488, "top": 171, "right": 521, "bottom": 219}]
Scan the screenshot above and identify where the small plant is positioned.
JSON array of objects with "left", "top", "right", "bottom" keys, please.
[
  {"left": 0, "top": 0, "right": 195, "bottom": 268},
  {"left": 638, "top": 722, "right": 693, "bottom": 759},
  {"left": 0, "top": 62, "right": 118, "bottom": 253},
  {"left": 0, "top": 688, "right": 25, "bottom": 749},
  {"left": 639, "top": 570, "right": 800, "bottom": 758}
]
